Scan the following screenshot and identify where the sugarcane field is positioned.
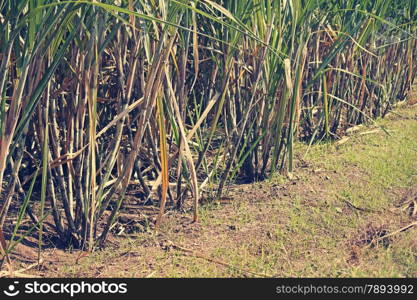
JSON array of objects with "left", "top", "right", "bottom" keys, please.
[{"left": 0, "top": 0, "right": 417, "bottom": 283}]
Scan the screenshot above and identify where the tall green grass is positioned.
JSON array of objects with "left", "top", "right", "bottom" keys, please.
[{"left": 0, "top": 0, "right": 415, "bottom": 255}]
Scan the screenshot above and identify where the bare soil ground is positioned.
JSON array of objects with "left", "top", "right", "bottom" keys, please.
[{"left": 4, "top": 100, "right": 417, "bottom": 278}]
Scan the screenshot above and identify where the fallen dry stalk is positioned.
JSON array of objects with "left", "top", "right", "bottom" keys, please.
[
  {"left": 0, "top": 259, "right": 43, "bottom": 278},
  {"left": 365, "top": 221, "right": 417, "bottom": 249},
  {"left": 157, "top": 231, "right": 273, "bottom": 278}
]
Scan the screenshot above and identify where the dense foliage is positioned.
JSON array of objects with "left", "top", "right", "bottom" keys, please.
[{"left": 0, "top": 0, "right": 415, "bottom": 251}]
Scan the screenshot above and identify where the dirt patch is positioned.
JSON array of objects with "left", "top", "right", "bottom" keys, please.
[
  {"left": 396, "top": 187, "right": 417, "bottom": 219},
  {"left": 351, "top": 223, "right": 391, "bottom": 248},
  {"left": 347, "top": 223, "right": 391, "bottom": 266}
]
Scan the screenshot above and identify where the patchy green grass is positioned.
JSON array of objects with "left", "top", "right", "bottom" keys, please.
[{"left": 34, "top": 104, "right": 417, "bottom": 278}]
